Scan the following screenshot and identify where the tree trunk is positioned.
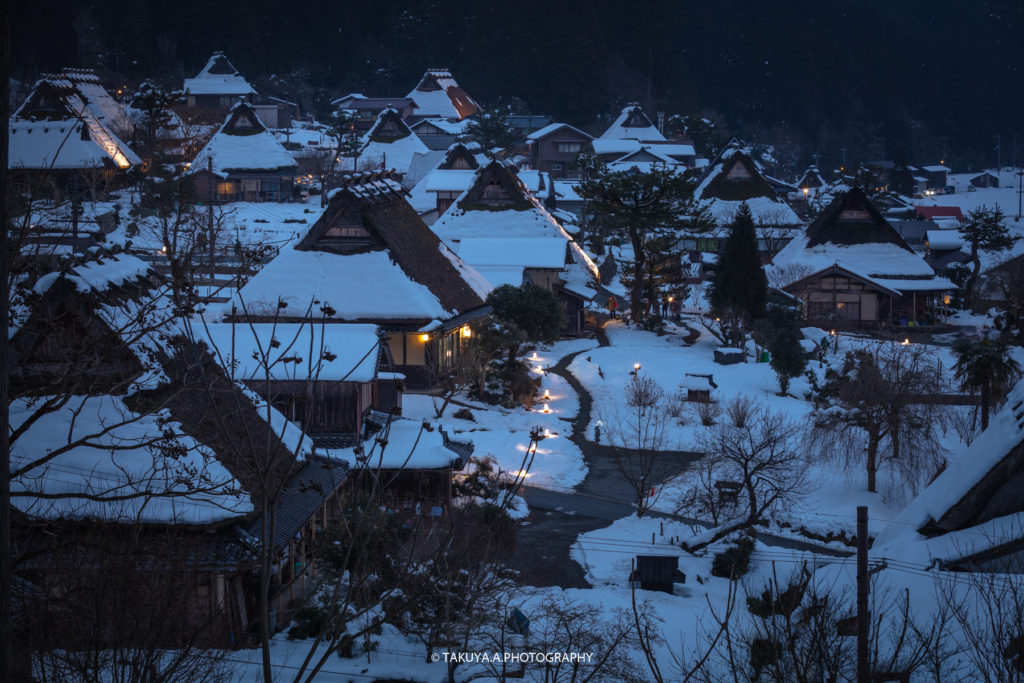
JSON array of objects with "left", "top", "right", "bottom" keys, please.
[
  {"left": 965, "top": 244, "right": 981, "bottom": 304},
  {"left": 629, "top": 227, "right": 645, "bottom": 323},
  {"left": 866, "top": 433, "right": 880, "bottom": 493},
  {"left": 260, "top": 509, "right": 273, "bottom": 682},
  {"left": 981, "top": 380, "right": 991, "bottom": 430}
]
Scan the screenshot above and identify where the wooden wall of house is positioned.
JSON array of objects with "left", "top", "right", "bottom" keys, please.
[
  {"left": 532, "top": 129, "right": 590, "bottom": 178},
  {"left": 247, "top": 379, "right": 368, "bottom": 433},
  {"left": 525, "top": 267, "right": 562, "bottom": 291},
  {"left": 559, "top": 290, "right": 584, "bottom": 336},
  {"left": 193, "top": 170, "right": 296, "bottom": 203},
  {"left": 791, "top": 273, "right": 885, "bottom": 323}
]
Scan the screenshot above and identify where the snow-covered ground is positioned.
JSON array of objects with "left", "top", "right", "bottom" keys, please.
[
  {"left": 569, "top": 319, "right": 816, "bottom": 448},
  {"left": 402, "top": 337, "right": 599, "bottom": 491}
]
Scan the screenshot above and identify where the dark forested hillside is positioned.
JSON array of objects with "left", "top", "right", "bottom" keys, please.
[{"left": 11, "top": 0, "right": 1024, "bottom": 170}]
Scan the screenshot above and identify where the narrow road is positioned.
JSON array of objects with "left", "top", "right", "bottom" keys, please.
[{"left": 511, "top": 329, "right": 851, "bottom": 588}]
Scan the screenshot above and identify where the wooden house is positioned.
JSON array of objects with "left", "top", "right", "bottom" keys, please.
[
  {"left": 187, "top": 102, "right": 298, "bottom": 202},
  {"left": 525, "top": 123, "right": 593, "bottom": 178},
  {"left": 796, "top": 165, "right": 827, "bottom": 192},
  {"left": 357, "top": 107, "right": 429, "bottom": 177},
  {"left": 227, "top": 171, "right": 492, "bottom": 388},
  {"left": 8, "top": 69, "right": 141, "bottom": 194},
  {"left": 970, "top": 171, "right": 1000, "bottom": 188},
  {"left": 332, "top": 94, "right": 417, "bottom": 131},
  {"left": 9, "top": 253, "right": 346, "bottom": 645},
  {"left": 692, "top": 142, "right": 801, "bottom": 227},
  {"left": 915, "top": 205, "right": 963, "bottom": 222},
  {"left": 599, "top": 103, "right": 665, "bottom": 142},
  {"left": 776, "top": 188, "right": 955, "bottom": 327},
  {"left": 410, "top": 117, "right": 471, "bottom": 150},
  {"left": 431, "top": 159, "right": 600, "bottom": 335},
  {"left": 415, "top": 141, "right": 489, "bottom": 216},
  {"left": 918, "top": 164, "right": 950, "bottom": 190},
  {"left": 183, "top": 52, "right": 256, "bottom": 112},
  {"left": 405, "top": 68, "right": 481, "bottom": 120},
  {"left": 201, "top": 322, "right": 392, "bottom": 438}
]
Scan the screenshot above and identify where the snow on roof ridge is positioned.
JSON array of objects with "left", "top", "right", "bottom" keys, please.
[{"left": 875, "top": 377, "right": 1024, "bottom": 550}]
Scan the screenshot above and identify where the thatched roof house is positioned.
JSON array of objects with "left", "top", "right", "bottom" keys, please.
[
  {"left": 431, "top": 159, "right": 600, "bottom": 334},
  {"left": 187, "top": 101, "right": 297, "bottom": 202},
  {"left": 775, "top": 187, "right": 955, "bottom": 326},
  {"left": 405, "top": 68, "right": 481, "bottom": 120},
  {"left": 875, "top": 377, "right": 1024, "bottom": 571},
  {"left": 9, "top": 69, "right": 140, "bottom": 178},
  {"left": 227, "top": 171, "right": 491, "bottom": 386},
  {"left": 693, "top": 142, "right": 800, "bottom": 226}
]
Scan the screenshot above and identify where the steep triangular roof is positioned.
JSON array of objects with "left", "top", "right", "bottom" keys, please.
[
  {"left": 365, "top": 107, "right": 415, "bottom": 142},
  {"left": 10, "top": 69, "right": 140, "bottom": 169},
  {"left": 184, "top": 51, "right": 256, "bottom": 97},
  {"left": 599, "top": 103, "right": 665, "bottom": 142},
  {"left": 358, "top": 107, "right": 430, "bottom": 175},
  {"left": 200, "top": 52, "right": 239, "bottom": 76},
  {"left": 234, "top": 171, "right": 490, "bottom": 323},
  {"left": 406, "top": 69, "right": 481, "bottom": 120},
  {"left": 796, "top": 165, "right": 827, "bottom": 189},
  {"left": 873, "top": 378, "right": 1024, "bottom": 567},
  {"left": 456, "top": 159, "right": 535, "bottom": 212},
  {"left": 804, "top": 187, "right": 914, "bottom": 251},
  {"left": 8, "top": 257, "right": 307, "bottom": 523},
  {"left": 431, "top": 162, "right": 600, "bottom": 292},
  {"left": 438, "top": 141, "right": 487, "bottom": 170},
  {"left": 695, "top": 143, "right": 778, "bottom": 203},
  {"left": 187, "top": 102, "right": 296, "bottom": 176}
]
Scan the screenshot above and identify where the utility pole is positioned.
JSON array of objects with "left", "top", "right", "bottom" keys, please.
[
  {"left": 939, "top": 136, "right": 948, "bottom": 164},
  {"left": 207, "top": 157, "right": 215, "bottom": 282},
  {"left": 1017, "top": 170, "right": 1023, "bottom": 221},
  {"left": 839, "top": 147, "right": 847, "bottom": 170},
  {"left": 857, "top": 506, "right": 869, "bottom": 683}
]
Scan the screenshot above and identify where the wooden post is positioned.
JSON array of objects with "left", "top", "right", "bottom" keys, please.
[
  {"left": 207, "top": 157, "right": 215, "bottom": 282},
  {"left": 857, "top": 505, "right": 869, "bottom": 683}
]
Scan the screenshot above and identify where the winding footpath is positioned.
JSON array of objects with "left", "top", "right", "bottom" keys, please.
[{"left": 513, "top": 325, "right": 851, "bottom": 589}]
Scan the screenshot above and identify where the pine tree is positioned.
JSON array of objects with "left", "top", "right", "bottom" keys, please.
[
  {"left": 578, "top": 166, "right": 698, "bottom": 322},
  {"left": 464, "top": 109, "right": 517, "bottom": 158},
  {"left": 953, "top": 336, "right": 1022, "bottom": 430},
  {"left": 958, "top": 206, "right": 1020, "bottom": 304},
  {"left": 710, "top": 203, "right": 767, "bottom": 344},
  {"left": 768, "top": 327, "right": 807, "bottom": 395}
]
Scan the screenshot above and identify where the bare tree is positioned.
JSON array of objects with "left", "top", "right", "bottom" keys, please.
[
  {"left": 601, "top": 374, "right": 677, "bottom": 517},
  {"left": 679, "top": 401, "right": 805, "bottom": 552},
  {"left": 766, "top": 262, "right": 813, "bottom": 290},
  {"left": 940, "top": 562, "right": 1024, "bottom": 681},
  {"left": 525, "top": 597, "right": 647, "bottom": 682},
  {"left": 809, "top": 341, "right": 949, "bottom": 493}
]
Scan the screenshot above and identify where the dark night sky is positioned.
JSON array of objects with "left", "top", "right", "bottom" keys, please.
[{"left": 11, "top": 0, "right": 1024, "bottom": 170}]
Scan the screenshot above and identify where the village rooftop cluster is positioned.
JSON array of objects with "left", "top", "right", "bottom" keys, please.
[{"left": 5, "top": 52, "right": 1024, "bottom": 682}]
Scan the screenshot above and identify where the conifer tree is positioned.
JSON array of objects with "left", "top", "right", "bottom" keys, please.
[
  {"left": 578, "top": 166, "right": 698, "bottom": 322},
  {"left": 710, "top": 202, "right": 767, "bottom": 344},
  {"left": 958, "top": 206, "right": 1019, "bottom": 304}
]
